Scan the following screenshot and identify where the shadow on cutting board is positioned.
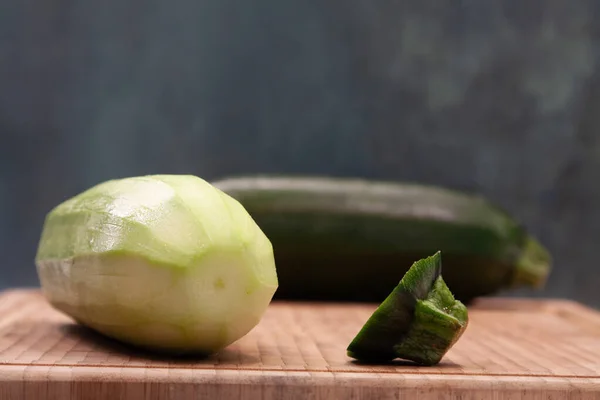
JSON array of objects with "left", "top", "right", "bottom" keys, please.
[
  {"left": 58, "top": 323, "right": 259, "bottom": 365},
  {"left": 348, "top": 359, "right": 461, "bottom": 369},
  {"left": 57, "top": 323, "right": 460, "bottom": 370}
]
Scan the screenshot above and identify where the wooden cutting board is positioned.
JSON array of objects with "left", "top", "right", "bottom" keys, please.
[{"left": 0, "top": 289, "right": 599, "bottom": 399}]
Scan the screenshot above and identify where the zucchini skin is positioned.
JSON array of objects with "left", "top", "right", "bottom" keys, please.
[{"left": 213, "top": 176, "right": 551, "bottom": 304}]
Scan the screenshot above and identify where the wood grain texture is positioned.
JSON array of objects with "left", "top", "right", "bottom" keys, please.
[{"left": 0, "top": 289, "right": 599, "bottom": 399}]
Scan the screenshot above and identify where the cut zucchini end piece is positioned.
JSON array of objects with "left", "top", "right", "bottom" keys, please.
[
  {"left": 346, "top": 252, "right": 442, "bottom": 361},
  {"left": 513, "top": 237, "right": 552, "bottom": 288},
  {"left": 393, "top": 276, "right": 469, "bottom": 366},
  {"left": 398, "top": 250, "right": 442, "bottom": 299},
  {"left": 346, "top": 251, "right": 468, "bottom": 366}
]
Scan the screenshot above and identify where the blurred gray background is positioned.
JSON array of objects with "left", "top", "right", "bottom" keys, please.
[{"left": 1, "top": 1, "right": 599, "bottom": 307}]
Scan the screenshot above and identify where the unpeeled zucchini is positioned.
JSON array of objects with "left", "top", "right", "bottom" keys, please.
[{"left": 213, "top": 175, "right": 551, "bottom": 304}]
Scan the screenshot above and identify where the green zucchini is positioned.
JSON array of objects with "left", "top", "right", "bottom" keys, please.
[
  {"left": 35, "top": 175, "right": 278, "bottom": 354},
  {"left": 347, "top": 251, "right": 468, "bottom": 365},
  {"left": 213, "top": 175, "right": 551, "bottom": 304}
]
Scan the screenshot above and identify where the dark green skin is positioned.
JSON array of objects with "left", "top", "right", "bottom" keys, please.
[
  {"left": 346, "top": 251, "right": 468, "bottom": 365},
  {"left": 213, "top": 176, "right": 552, "bottom": 304}
]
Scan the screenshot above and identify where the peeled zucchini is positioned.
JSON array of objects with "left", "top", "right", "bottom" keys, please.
[
  {"left": 35, "top": 175, "right": 278, "bottom": 354},
  {"left": 213, "top": 175, "right": 552, "bottom": 303}
]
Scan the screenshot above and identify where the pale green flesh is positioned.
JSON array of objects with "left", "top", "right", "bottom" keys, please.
[
  {"left": 37, "top": 252, "right": 277, "bottom": 353},
  {"left": 35, "top": 175, "right": 279, "bottom": 354},
  {"left": 37, "top": 175, "right": 275, "bottom": 279}
]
